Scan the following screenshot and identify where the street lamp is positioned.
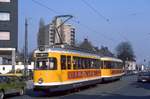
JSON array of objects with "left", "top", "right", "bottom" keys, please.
[{"left": 24, "top": 18, "right": 28, "bottom": 78}]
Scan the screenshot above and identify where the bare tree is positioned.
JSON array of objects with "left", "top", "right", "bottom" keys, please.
[
  {"left": 116, "top": 41, "right": 135, "bottom": 63},
  {"left": 79, "top": 38, "right": 94, "bottom": 51},
  {"left": 37, "top": 18, "right": 46, "bottom": 48},
  {"left": 99, "top": 46, "right": 114, "bottom": 57}
]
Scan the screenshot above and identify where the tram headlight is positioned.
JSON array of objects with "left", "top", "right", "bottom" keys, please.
[{"left": 38, "top": 78, "right": 43, "bottom": 84}]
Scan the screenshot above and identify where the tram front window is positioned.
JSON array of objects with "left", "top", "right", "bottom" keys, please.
[{"left": 35, "top": 58, "right": 57, "bottom": 70}]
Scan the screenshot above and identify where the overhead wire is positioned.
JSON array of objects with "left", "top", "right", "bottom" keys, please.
[
  {"left": 71, "top": 19, "right": 116, "bottom": 42},
  {"left": 81, "top": 0, "right": 109, "bottom": 22},
  {"left": 32, "top": 0, "right": 59, "bottom": 14},
  {"left": 81, "top": 0, "right": 129, "bottom": 41}
]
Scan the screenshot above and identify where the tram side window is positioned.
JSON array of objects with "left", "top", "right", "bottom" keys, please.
[
  {"left": 36, "top": 59, "right": 49, "bottom": 70},
  {"left": 95, "top": 59, "right": 101, "bottom": 69},
  {"left": 81, "top": 58, "right": 84, "bottom": 69},
  {"left": 116, "top": 62, "right": 120, "bottom": 69},
  {"left": 81, "top": 58, "right": 86, "bottom": 69},
  {"left": 92, "top": 59, "right": 95, "bottom": 69},
  {"left": 108, "top": 62, "right": 112, "bottom": 69},
  {"left": 49, "top": 58, "right": 57, "bottom": 70},
  {"left": 67, "top": 56, "right": 71, "bottom": 69},
  {"left": 91, "top": 59, "right": 99, "bottom": 69},
  {"left": 91, "top": 59, "right": 93, "bottom": 68},
  {"left": 88, "top": 58, "right": 91, "bottom": 69},
  {"left": 78, "top": 57, "right": 82, "bottom": 69},
  {"left": 101, "top": 61, "right": 103, "bottom": 69},
  {"left": 85, "top": 58, "right": 89, "bottom": 69},
  {"left": 93, "top": 59, "right": 97, "bottom": 69},
  {"left": 36, "top": 58, "right": 57, "bottom": 70},
  {"left": 90, "top": 59, "right": 94, "bottom": 69},
  {"left": 80, "top": 58, "right": 83, "bottom": 69},
  {"left": 86, "top": 59, "right": 89, "bottom": 69},
  {"left": 61, "top": 55, "right": 66, "bottom": 70},
  {"left": 118, "top": 62, "right": 123, "bottom": 69},
  {"left": 104, "top": 61, "right": 112, "bottom": 69},
  {"left": 86, "top": 58, "right": 90, "bottom": 69},
  {"left": 111, "top": 62, "right": 115, "bottom": 69},
  {"left": 99, "top": 60, "right": 101, "bottom": 69},
  {"left": 113, "top": 62, "right": 122, "bottom": 69},
  {"left": 113, "top": 62, "right": 117, "bottom": 69},
  {"left": 73, "top": 57, "right": 78, "bottom": 69}
]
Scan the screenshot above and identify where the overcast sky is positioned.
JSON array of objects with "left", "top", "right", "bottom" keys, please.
[{"left": 19, "top": 0, "right": 150, "bottom": 64}]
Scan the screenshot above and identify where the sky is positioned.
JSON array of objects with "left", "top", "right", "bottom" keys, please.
[{"left": 19, "top": 0, "right": 150, "bottom": 64}]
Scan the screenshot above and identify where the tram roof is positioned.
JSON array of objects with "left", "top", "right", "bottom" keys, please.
[
  {"left": 35, "top": 47, "right": 101, "bottom": 58},
  {"left": 100, "top": 57, "right": 123, "bottom": 62}
]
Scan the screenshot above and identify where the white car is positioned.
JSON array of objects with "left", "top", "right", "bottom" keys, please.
[{"left": 137, "top": 72, "right": 150, "bottom": 82}]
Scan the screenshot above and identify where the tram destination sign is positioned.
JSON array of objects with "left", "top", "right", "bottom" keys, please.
[{"left": 36, "top": 53, "right": 48, "bottom": 57}]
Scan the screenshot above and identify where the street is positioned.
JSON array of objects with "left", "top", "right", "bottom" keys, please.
[{"left": 8, "top": 75, "right": 150, "bottom": 99}]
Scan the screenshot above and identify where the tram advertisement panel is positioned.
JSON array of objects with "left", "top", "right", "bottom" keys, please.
[{"left": 68, "top": 70, "right": 100, "bottom": 79}]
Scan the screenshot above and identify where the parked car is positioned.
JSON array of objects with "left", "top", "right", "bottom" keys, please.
[
  {"left": 133, "top": 70, "right": 138, "bottom": 74},
  {"left": 0, "top": 75, "right": 26, "bottom": 99},
  {"left": 137, "top": 72, "right": 150, "bottom": 82}
]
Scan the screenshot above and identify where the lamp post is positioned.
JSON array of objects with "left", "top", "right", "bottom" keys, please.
[
  {"left": 143, "top": 59, "right": 146, "bottom": 71},
  {"left": 24, "top": 18, "right": 28, "bottom": 78}
]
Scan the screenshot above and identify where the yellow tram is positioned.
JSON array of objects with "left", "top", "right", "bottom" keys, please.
[
  {"left": 100, "top": 57, "right": 125, "bottom": 81},
  {"left": 33, "top": 47, "right": 102, "bottom": 92}
]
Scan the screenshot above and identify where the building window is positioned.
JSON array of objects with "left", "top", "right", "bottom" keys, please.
[
  {"left": 0, "top": 31, "right": 10, "bottom": 40},
  {"left": 0, "top": 0, "right": 10, "bottom": 2},
  {"left": 0, "top": 12, "right": 10, "bottom": 21}
]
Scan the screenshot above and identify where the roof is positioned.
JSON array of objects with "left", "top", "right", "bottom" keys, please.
[
  {"left": 34, "top": 47, "right": 101, "bottom": 59},
  {"left": 100, "top": 57, "right": 123, "bottom": 62}
]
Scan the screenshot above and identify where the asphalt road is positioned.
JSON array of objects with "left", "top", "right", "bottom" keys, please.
[{"left": 7, "top": 75, "right": 150, "bottom": 99}]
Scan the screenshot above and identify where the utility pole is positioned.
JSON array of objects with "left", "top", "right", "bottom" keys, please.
[{"left": 24, "top": 18, "right": 28, "bottom": 78}]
